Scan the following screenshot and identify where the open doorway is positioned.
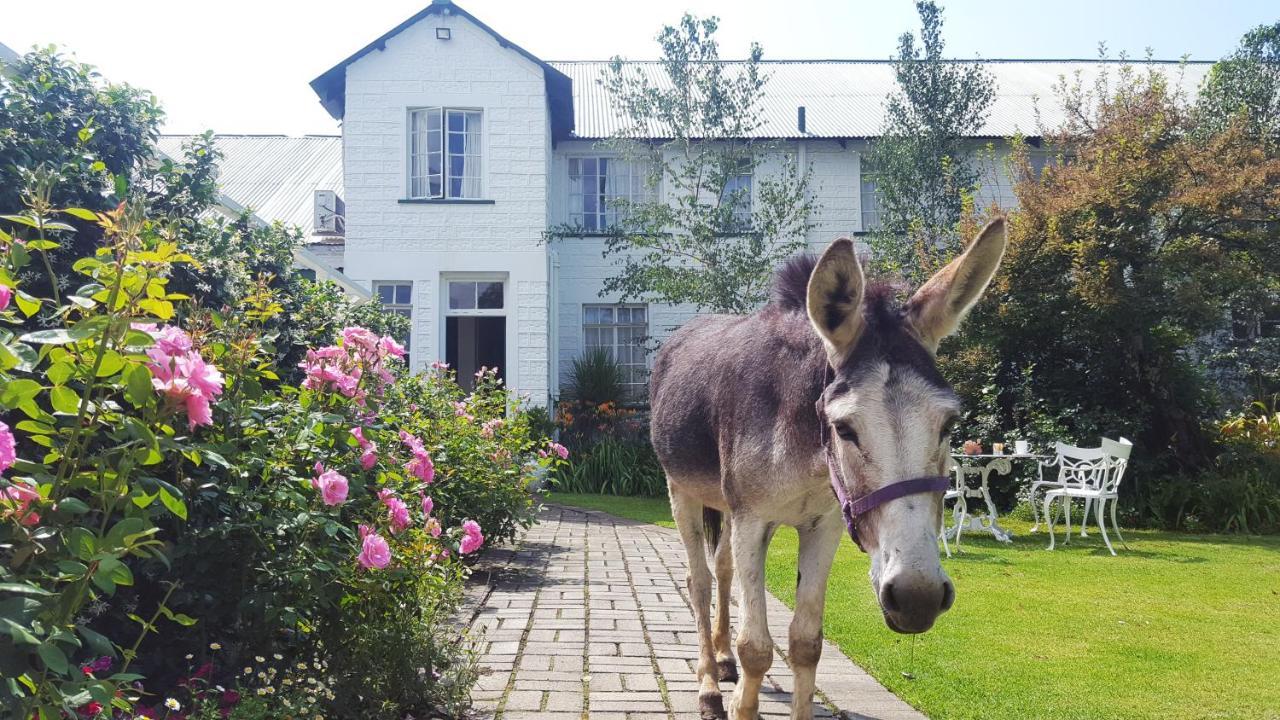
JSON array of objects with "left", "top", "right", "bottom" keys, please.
[
  {"left": 443, "top": 277, "right": 507, "bottom": 392},
  {"left": 445, "top": 316, "right": 505, "bottom": 391}
]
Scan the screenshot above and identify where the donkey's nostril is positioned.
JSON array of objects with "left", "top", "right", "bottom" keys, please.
[
  {"left": 881, "top": 582, "right": 900, "bottom": 613},
  {"left": 940, "top": 580, "right": 955, "bottom": 612}
]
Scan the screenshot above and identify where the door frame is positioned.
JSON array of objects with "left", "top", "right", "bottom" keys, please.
[{"left": 438, "top": 272, "right": 509, "bottom": 380}]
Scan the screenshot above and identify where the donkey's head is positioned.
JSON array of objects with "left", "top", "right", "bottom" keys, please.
[{"left": 805, "top": 218, "right": 1007, "bottom": 633}]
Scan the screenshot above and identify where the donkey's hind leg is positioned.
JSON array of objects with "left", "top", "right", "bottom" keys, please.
[
  {"left": 712, "top": 513, "right": 738, "bottom": 683},
  {"left": 670, "top": 487, "right": 727, "bottom": 719}
]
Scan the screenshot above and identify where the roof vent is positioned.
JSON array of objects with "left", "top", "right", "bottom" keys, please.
[{"left": 797, "top": 106, "right": 806, "bottom": 134}]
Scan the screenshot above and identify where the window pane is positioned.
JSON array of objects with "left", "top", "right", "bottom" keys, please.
[
  {"left": 632, "top": 307, "right": 646, "bottom": 323},
  {"left": 449, "top": 282, "right": 475, "bottom": 310},
  {"left": 599, "top": 307, "right": 614, "bottom": 324},
  {"left": 477, "top": 282, "right": 503, "bottom": 309},
  {"left": 378, "top": 285, "right": 394, "bottom": 303},
  {"left": 395, "top": 285, "right": 412, "bottom": 305}
]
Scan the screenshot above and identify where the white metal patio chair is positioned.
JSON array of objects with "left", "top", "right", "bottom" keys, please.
[
  {"left": 940, "top": 458, "right": 971, "bottom": 558},
  {"left": 1044, "top": 437, "right": 1132, "bottom": 555},
  {"left": 1030, "top": 441, "right": 1103, "bottom": 533}
]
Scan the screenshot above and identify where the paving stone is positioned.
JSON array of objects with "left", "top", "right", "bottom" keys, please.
[{"left": 467, "top": 503, "right": 926, "bottom": 719}]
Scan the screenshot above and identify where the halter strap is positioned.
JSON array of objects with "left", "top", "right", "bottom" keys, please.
[{"left": 816, "top": 388, "right": 950, "bottom": 552}]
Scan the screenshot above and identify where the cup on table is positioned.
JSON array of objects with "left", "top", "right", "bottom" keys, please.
[
  {"left": 1015, "top": 440, "right": 1030, "bottom": 455},
  {"left": 992, "top": 442, "right": 1005, "bottom": 455}
]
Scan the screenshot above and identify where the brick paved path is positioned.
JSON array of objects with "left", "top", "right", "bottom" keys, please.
[{"left": 466, "top": 504, "right": 926, "bottom": 720}]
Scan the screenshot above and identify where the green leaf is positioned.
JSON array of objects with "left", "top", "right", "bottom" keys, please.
[
  {"left": 63, "top": 208, "right": 98, "bottom": 221},
  {"left": 56, "top": 497, "right": 90, "bottom": 515},
  {"left": 0, "top": 379, "right": 42, "bottom": 407},
  {"left": 158, "top": 487, "right": 187, "bottom": 520},
  {"left": 94, "top": 349, "right": 125, "bottom": 377},
  {"left": 46, "top": 361, "right": 75, "bottom": 385},
  {"left": 124, "top": 364, "right": 153, "bottom": 407},
  {"left": 37, "top": 642, "right": 69, "bottom": 675},
  {"left": 159, "top": 606, "right": 198, "bottom": 627},
  {"left": 77, "top": 625, "right": 114, "bottom": 658},
  {"left": 0, "top": 582, "right": 52, "bottom": 597},
  {"left": 50, "top": 385, "right": 80, "bottom": 414},
  {"left": 18, "top": 328, "right": 78, "bottom": 345},
  {"left": 131, "top": 491, "right": 157, "bottom": 509},
  {"left": 95, "top": 557, "right": 133, "bottom": 589},
  {"left": 0, "top": 617, "right": 39, "bottom": 645},
  {"left": 66, "top": 527, "right": 96, "bottom": 561},
  {"left": 0, "top": 214, "right": 38, "bottom": 228},
  {"left": 14, "top": 290, "right": 40, "bottom": 317}
]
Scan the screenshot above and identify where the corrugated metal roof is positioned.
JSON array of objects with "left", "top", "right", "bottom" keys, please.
[
  {"left": 155, "top": 134, "right": 342, "bottom": 239},
  {"left": 549, "top": 60, "right": 1213, "bottom": 139}
]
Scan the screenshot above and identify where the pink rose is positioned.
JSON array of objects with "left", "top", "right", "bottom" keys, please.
[
  {"left": 357, "top": 532, "right": 391, "bottom": 569},
  {"left": 379, "top": 335, "right": 406, "bottom": 359},
  {"left": 2, "top": 478, "right": 41, "bottom": 527},
  {"left": 460, "top": 520, "right": 484, "bottom": 555},
  {"left": 0, "top": 421, "right": 16, "bottom": 473},
  {"left": 426, "top": 517, "right": 442, "bottom": 538},
  {"left": 550, "top": 442, "right": 569, "bottom": 460},
  {"left": 420, "top": 494, "right": 433, "bottom": 517},
  {"left": 315, "top": 469, "right": 349, "bottom": 506},
  {"left": 0, "top": 284, "right": 11, "bottom": 311}
]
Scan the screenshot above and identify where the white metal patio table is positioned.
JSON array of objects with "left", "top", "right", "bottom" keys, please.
[{"left": 947, "top": 452, "right": 1049, "bottom": 543}]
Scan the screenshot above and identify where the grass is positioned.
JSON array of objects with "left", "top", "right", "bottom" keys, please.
[{"left": 550, "top": 492, "right": 1280, "bottom": 720}]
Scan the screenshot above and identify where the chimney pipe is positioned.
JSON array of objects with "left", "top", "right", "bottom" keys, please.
[{"left": 797, "top": 106, "right": 806, "bottom": 134}]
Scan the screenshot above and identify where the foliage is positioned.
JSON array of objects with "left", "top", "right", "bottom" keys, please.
[
  {"left": 548, "top": 14, "right": 818, "bottom": 314},
  {"left": 864, "top": 1, "right": 996, "bottom": 283},
  {"left": 553, "top": 396, "right": 664, "bottom": 497},
  {"left": 0, "top": 185, "right": 556, "bottom": 718},
  {"left": 1195, "top": 21, "right": 1280, "bottom": 138},
  {"left": 564, "top": 347, "right": 628, "bottom": 405},
  {"left": 953, "top": 59, "right": 1280, "bottom": 520}
]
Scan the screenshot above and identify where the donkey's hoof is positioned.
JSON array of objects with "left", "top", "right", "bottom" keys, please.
[
  {"left": 699, "top": 691, "right": 727, "bottom": 720},
  {"left": 717, "top": 658, "right": 739, "bottom": 683}
]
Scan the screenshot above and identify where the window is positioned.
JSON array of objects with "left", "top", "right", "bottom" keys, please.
[
  {"left": 567, "top": 157, "right": 651, "bottom": 232},
  {"left": 375, "top": 281, "right": 413, "bottom": 363},
  {"left": 583, "top": 304, "right": 648, "bottom": 394},
  {"left": 859, "top": 156, "right": 884, "bottom": 232},
  {"left": 447, "top": 280, "right": 504, "bottom": 311},
  {"left": 721, "top": 162, "right": 753, "bottom": 230},
  {"left": 409, "top": 108, "right": 482, "bottom": 199}
]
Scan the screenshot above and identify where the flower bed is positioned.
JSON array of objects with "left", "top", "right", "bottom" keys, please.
[{"left": 0, "top": 198, "right": 561, "bottom": 717}]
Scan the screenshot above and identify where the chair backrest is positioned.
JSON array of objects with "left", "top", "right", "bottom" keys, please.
[
  {"left": 1053, "top": 442, "right": 1109, "bottom": 488},
  {"left": 1100, "top": 437, "right": 1134, "bottom": 492}
]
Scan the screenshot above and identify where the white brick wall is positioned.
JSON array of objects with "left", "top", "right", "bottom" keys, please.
[{"left": 339, "top": 10, "right": 551, "bottom": 402}]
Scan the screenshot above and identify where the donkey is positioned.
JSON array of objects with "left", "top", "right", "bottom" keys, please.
[{"left": 650, "top": 219, "right": 1006, "bottom": 720}]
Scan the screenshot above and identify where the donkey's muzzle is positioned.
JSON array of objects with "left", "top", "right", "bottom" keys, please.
[{"left": 879, "top": 576, "right": 954, "bottom": 634}]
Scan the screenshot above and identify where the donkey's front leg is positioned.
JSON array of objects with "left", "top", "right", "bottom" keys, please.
[
  {"left": 670, "top": 490, "right": 726, "bottom": 719},
  {"left": 729, "top": 515, "right": 775, "bottom": 720},
  {"left": 787, "top": 513, "right": 842, "bottom": 720}
]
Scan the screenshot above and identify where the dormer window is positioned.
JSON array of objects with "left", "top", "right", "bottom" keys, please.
[{"left": 408, "top": 107, "right": 482, "bottom": 199}]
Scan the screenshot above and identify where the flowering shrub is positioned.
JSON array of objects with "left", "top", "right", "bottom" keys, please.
[{"left": 0, "top": 188, "right": 558, "bottom": 717}]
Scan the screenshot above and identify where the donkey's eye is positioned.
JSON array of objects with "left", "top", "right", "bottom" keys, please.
[
  {"left": 940, "top": 417, "right": 958, "bottom": 442},
  {"left": 834, "top": 422, "right": 859, "bottom": 446}
]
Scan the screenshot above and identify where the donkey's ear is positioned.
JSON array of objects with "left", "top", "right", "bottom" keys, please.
[
  {"left": 906, "top": 217, "right": 1007, "bottom": 352},
  {"left": 806, "top": 238, "right": 865, "bottom": 366}
]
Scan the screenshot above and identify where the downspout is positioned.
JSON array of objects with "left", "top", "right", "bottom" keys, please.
[{"left": 548, "top": 245, "right": 560, "bottom": 407}]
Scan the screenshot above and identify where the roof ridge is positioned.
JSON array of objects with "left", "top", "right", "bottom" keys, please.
[{"left": 158, "top": 133, "right": 341, "bottom": 139}]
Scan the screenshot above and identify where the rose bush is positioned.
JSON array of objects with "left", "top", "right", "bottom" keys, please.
[{"left": 0, "top": 184, "right": 558, "bottom": 718}]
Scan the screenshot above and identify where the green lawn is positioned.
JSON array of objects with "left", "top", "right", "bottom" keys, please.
[{"left": 550, "top": 492, "right": 1280, "bottom": 720}]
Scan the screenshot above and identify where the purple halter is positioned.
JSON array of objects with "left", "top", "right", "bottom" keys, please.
[{"left": 816, "top": 393, "right": 950, "bottom": 552}]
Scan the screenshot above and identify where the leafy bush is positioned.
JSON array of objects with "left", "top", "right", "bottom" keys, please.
[
  {"left": 564, "top": 347, "right": 627, "bottom": 405},
  {"left": 0, "top": 188, "right": 559, "bottom": 718},
  {"left": 554, "top": 435, "right": 666, "bottom": 497}
]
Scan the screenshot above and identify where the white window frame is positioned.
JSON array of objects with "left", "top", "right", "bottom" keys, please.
[
  {"left": 859, "top": 155, "right": 884, "bottom": 232},
  {"left": 566, "top": 155, "right": 654, "bottom": 232},
  {"left": 373, "top": 281, "right": 413, "bottom": 363},
  {"left": 443, "top": 275, "right": 507, "bottom": 317},
  {"left": 721, "top": 161, "right": 753, "bottom": 230},
  {"left": 408, "top": 107, "right": 483, "bottom": 200},
  {"left": 582, "top": 304, "right": 649, "bottom": 393}
]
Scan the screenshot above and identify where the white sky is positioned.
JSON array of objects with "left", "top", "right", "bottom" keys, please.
[{"left": 4, "top": 0, "right": 1276, "bottom": 136}]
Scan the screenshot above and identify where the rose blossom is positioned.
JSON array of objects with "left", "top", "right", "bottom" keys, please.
[
  {"left": 357, "top": 532, "right": 391, "bottom": 569},
  {"left": 0, "top": 284, "right": 11, "bottom": 311},
  {"left": 420, "top": 494, "right": 433, "bottom": 517},
  {"left": 460, "top": 520, "right": 484, "bottom": 555},
  {"left": 314, "top": 469, "right": 349, "bottom": 506},
  {"left": 0, "top": 421, "right": 16, "bottom": 473}
]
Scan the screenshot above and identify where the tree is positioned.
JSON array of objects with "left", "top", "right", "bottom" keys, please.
[
  {"left": 954, "top": 62, "right": 1280, "bottom": 509},
  {"left": 549, "top": 14, "right": 817, "bottom": 314},
  {"left": 865, "top": 1, "right": 995, "bottom": 283},
  {"left": 1196, "top": 21, "right": 1280, "bottom": 138}
]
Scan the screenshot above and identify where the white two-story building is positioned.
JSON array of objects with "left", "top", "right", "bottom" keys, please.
[{"left": 296, "top": 0, "right": 1208, "bottom": 405}]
